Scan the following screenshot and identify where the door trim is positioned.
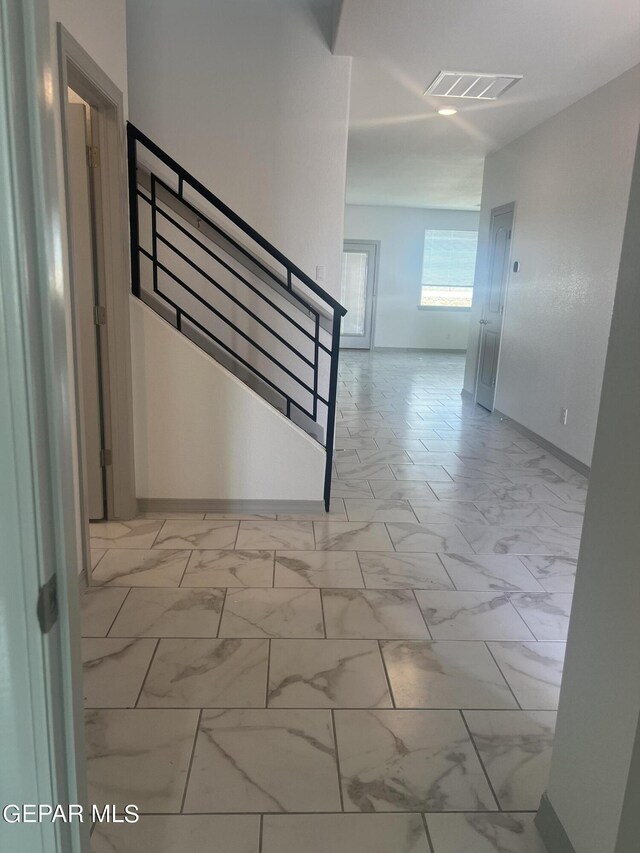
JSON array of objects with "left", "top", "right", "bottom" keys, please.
[
  {"left": 57, "top": 25, "right": 136, "bottom": 549},
  {"left": 340, "top": 239, "right": 380, "bottom": 350},
  {"left": 473, "top": 202, "right": 515, "bottom": 409}
]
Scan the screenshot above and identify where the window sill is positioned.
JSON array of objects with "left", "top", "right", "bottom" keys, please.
[{"left": 417, "top": 305, "right": 472, "bottom": 312}]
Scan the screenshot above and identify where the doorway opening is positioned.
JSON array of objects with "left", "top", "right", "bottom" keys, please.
[
  {"left": 339, "top": 240, "right": 379, "bottom": 349},
  {"left": 474, "top": 202, "right": 515, "bottom": 410},
  {"left": 58, "top": 26, "right": 137, "bottom": 574}
]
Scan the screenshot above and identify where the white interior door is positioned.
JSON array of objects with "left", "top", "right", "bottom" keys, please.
[
  {"left": 66, "top": 102, "right": 105, "bottom": 519},
  {"left": 475, "top": 204, "right": 514, "bottom": 411},
  {"left": 340, "top": 241, "right": 377, "bottom": 349}
]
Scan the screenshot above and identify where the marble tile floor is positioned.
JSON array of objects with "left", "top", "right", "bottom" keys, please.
[{"left": 84, "top": 351, "right": 584, "bottom": 851}]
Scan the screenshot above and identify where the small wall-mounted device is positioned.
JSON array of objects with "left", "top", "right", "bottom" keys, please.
[
  {"left": 512, "top": 261, "right": 520, "bottom": 273},
  {"left": 316, "top": 265, "right": 326, "bottom": 282}
]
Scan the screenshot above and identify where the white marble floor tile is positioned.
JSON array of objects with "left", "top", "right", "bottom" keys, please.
[
  {"left": 543, "top": 481, "right": 589, "bottom": 503},
  {"left": 536, "top": 501, "right": 585, "bottom": 527},
  {"left": 439, "top": 554, "right": 544, "bottom": 592},
  {"left": 409, "top": 501, "right": 487, "bottom": 526},
  {"left": 109, "top": 588, "right": 225, "bottom": 638},
  {"left": 457, "top": 526, "right": 550, "bottom": 556},
  {"left": 390, "top": 464, "right": 453, "bottom": 482},
  {"left": 355, "top": 448, "right": 413, "bottom": 465},
  {"left": 138, "top": 511, "right": 206, "bottom": 519},
  {"left": 488, "top": 483, "right": 560, "bottom": 502},
  {"left": 374, "top": 437, "right": 431, "bottom": 452},
  {"left": 427, "top": 812, "right": 548, "bottom": 853},
  {"left": 182, "top": 550, "right": 274, "bottom": 587},
  {"left": 80, "top": 587, "right": 129, "bottom": 637},
  {"left": 268, "top": 639, "right": 391, "bottom": 708},
  {"left": 344, "top": 498, "right": 418, "bottom": 522},
  {"left": 322, "top": 589, "right": 430, "bottom": 639},
  {"left": 204, "top": 512, "right": 276, "bottom": 520},
  {"left": 464, "top": 710, "right": 557, "bottom": 810},
  {"left": 406, "top": 451, "right": 465, "bottom": 466},
  {"left": 235, "top": 520, "right": 315, "bottom": 550},
  {"left": 91, "top": 549, "right": 106, "bottom": 569},
  {"left": 274, "top": 551, "right": 363, "bottom": 587},
  {"left": 415, "top": 592, "right": 535, "bottom": 641},
  {"left": 473, "top": 501, "right": 558, "bottom": 527},
  {"left": 518, "top": 555, "right": 577, "bottom": 593},
  {"left": 371, "top": 481, "right": 439, "bottom": 501},
  {"left": 335, "top": 459, "right": 394, "bottom": 480},
  {"left": 183, "top": 709, "right": 341, "bottom": 812},
  {"left": 153, "top": 520, "right": 239, "bottom": 550},
  {"left": 219, "top": 588, "right": 324, "bottom": 638},
  {"left": 139, "top": 638, "right": 268, "bottom": 707},
  {"left": 330, "top": 479, "right": 375, "bottom": 498},
  {"left": 314, "top": 521, "right": 394, "bottom": 551},
  {"left": 381, "top": 640, "right": 517, "bottom": 709},
  {"left": 429, "top": 482, "right": 496, "bottom": 501},
  {"left": 358, "top": 552, "right": 454, "bottom": 590},
  {"left": 91, "top": 549, "right": 190, "bottom": 587},
  {"left": 529, "top": 526, "right": 582, "bottom": 558},
  {"left": 334, "top": 709, "right": 496, "bottom": 812},
  {"left": 92, "top": 815, "right": 260, "bottom": 853},
  {"left": 85, "top": 708, "right": 199, "bottom": 812},
  {"left": 488, "top": 642, "right": 565, "bottom": 710},
  {"left": 509, "top": 593, "right": 573, "bottom": 641},
  {"left": 82, "top": 638, "right": 156, "bottom": 708},
  {"left": 90, "top": 519, "right": 164, "bottom": 549},
  {"left": 387, "top": 522, "right": 474, "bottom": 554},
  {"left": 262, "top": 814, "right": 430, "bottom": 853},
  {"left": 277, "top": 499, "right": 347, "bottom": 521}
]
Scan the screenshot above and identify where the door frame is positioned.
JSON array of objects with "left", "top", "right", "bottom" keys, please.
[
  {"left": 340, "top": 239, "right": 380, "bottom": 350},
  {"left": 0, "top": 1, "right": 87, "bottom": 850},
  {"left": 57, "top": 26, "right": 137, "bottom": 550},
  {"left": 474, "top": 202, "right": 516, "bottom": 409}
]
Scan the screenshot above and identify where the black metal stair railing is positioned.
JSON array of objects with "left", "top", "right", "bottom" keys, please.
[{"left": 126, "top": 123, "right": 346, "bottom": 511}]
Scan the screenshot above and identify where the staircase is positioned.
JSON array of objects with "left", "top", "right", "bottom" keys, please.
[{"left": 126, "top": 124, "right": 346, "bottom": 511}]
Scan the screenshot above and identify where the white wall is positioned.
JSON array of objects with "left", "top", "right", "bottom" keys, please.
[
  {"left": 540, "top": 131, "right": 640, "bottom": 853},
  {"left": 344, "top": 204, "right": 479, "bottom": 349},
  {"left": 464, "top": 65, "right": 640, "bottom": 466},
  {"left": 126, "top": 0, "right": 351, "bottom": 301},
  {"left": 130, "top": 300, "right": 326, "bottom": 500}
]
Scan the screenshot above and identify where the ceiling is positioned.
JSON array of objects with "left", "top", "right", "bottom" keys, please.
[{"left": 334, "top": 0, "right": 640, "bottom": 209}]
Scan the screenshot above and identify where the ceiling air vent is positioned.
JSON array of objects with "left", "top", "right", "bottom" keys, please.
[{"left": 425, "top": 71, "right": 522, "bottom": 100}]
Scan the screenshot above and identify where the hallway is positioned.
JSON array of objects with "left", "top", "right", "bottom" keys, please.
[{"left": 84, "top": 350, "right": 582, "bottom": 852}]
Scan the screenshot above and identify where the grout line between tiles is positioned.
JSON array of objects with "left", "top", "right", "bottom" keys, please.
[
  {"left": 376, "top": 640, "right": 396, "bottom": 709},
  {"left": 330, "top": 710, "right": 345, "bottom": 812},
  {"left": 133, "top": 637, "right": 161, "bottom": 708},
  {"left": 421, "top": 812, "right": 436, "bottom": 853},
  {"left": 459, "top": 709, "right": 502, "bottom": 812},
  {"left": 483, "top": 641, "right": 523, "bottom": 710},
  {"left": 104, "top": 587, "right": 133, "bottom": 637},
  {"left": 180, "top": 708, "right": 202, "bottom": 813}
]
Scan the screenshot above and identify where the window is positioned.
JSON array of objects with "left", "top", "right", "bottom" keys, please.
[{"left": 420, "top": 229, "right": 478, "bottom": 308}]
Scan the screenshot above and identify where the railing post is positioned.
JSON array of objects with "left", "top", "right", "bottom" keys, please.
[
  {"left": 323, "top": 310, "right": 342, "bottom": 512},
  {"left": 126, "top": 124, "right": 140, "bottom": 298},
  {"left": 313, "top": 314, "right": 320, "bottom": 421}
]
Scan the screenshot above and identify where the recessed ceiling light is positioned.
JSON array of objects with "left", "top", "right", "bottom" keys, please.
[{"left": 436, "top": 106, "right": 457, "bottom": 116}]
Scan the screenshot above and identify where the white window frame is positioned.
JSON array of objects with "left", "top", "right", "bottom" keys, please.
[{"left": 419, "top": 228, "right": 478, "bottom": 311}]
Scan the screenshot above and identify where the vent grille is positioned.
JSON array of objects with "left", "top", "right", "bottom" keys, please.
[{"left": 425, "top": 71, "right": 522, "bottom": 100}]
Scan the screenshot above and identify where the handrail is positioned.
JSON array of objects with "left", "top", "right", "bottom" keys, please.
[
  {"left": 127, "top": 123, "right": 346, "bottom": 317},
  {"left": 127, "top": 122, "right": 344, "bottom": 511}
]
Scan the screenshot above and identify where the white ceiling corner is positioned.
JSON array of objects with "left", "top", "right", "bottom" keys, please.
[{"left": 335, "top": 0, "right": 640, "bottom": 210}]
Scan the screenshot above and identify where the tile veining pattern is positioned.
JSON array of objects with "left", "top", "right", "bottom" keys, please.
[{"left": 86, "top": 351, "right": 582, "bottom": 852}]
